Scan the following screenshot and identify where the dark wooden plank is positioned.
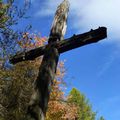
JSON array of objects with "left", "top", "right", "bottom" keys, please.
[
  {"left": 10, "top": 27, "right": 107, "bottom": 64},
  {"left": 58, "top": 27, "right": 107, "bottom": 53}
]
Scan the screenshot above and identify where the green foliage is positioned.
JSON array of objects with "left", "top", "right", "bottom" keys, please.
[
  {"left": 68, "top": 88, "right": 96, "bottom": 120},
  {"left": 0, "top": 61, "right": 38, "bottom": 120},
  {"left": 0, "top": 1, "right": 9, "bottom": 29},
  {"left": 99, "top": 116, "right": 105, "bottom": 120},
  {"left": 0, "top": 0, "right": 31, "bottom": 59}
]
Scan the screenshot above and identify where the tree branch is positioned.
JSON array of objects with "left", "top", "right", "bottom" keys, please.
[{"left": 10, "top": 27, "right": 107, "bottom": 64}]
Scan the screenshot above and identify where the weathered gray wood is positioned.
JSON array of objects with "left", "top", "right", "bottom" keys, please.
[
  {"left": 10, "top": 27, "right": 107, "bottom": 64},
  {"left": 27, "top": 44, "right": 59, "bottom": 120},
  {"left": 27, "top": 0, "right": 70, "bottom": 120},
  {"left": 49, "top": 0, "right": 69, "bottom": 43}
]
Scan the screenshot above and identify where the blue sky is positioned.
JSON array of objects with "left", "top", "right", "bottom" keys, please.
[{"left": 20, "top": 0, "right": 120, "bottom": 119}]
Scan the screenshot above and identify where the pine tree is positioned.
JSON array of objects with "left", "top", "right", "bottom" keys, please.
[{"left": 67, "top": 88, "right": 96, "bottom": 120}]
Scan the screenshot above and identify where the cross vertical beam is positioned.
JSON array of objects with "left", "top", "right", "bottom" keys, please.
[
  {"left": 27, "top": 0, "right": 70, "bottom": 120},
  {"left": 28, "top": 45, "right": 59, "bottom": 120}
]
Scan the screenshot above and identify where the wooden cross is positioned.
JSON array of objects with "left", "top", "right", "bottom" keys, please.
[{"left": 10, "top": 0, "right": 107, "bottom": 120}]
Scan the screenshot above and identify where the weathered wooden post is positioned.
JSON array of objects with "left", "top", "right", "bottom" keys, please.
[
  {"left": 10, "top": 0, "right": 107, "bottom": 120},
  {"left": 27, "top": 0, "right": 69, "bottom": 120}
]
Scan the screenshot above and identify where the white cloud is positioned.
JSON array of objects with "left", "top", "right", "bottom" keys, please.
[
  {"left": 36, "top": 0, "right": 120, "bottom": 41},
  {"left": 97, "top": 49, "right": 119, "bottom": 77},
  {"left": 35, "top": 0, "right": 61, "bottom": 16}
]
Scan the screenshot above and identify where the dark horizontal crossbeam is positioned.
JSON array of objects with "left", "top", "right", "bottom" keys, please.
[
  {"left": 57, "top": 27, "right": 107, "bottom": 53},
  {"left": 10, "top": 27, "right": 107, "bottom": 64}
]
